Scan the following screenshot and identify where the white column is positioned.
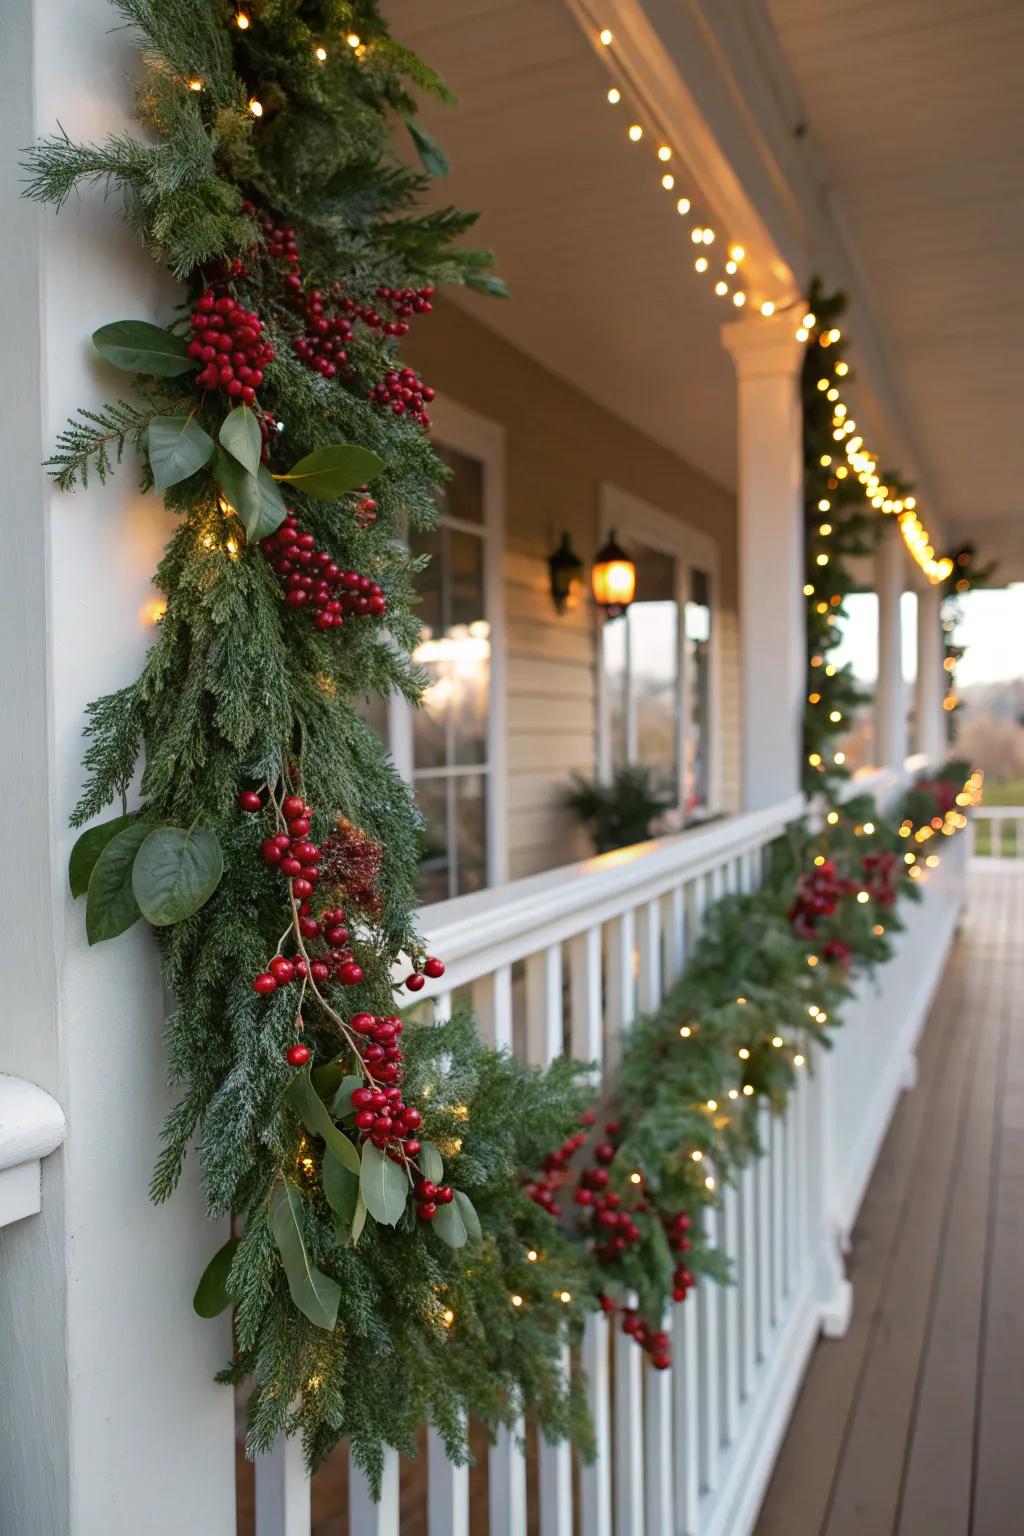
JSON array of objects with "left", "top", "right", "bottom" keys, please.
[
  {"left": 721, "top": 316, "right": 806, "bottom": 810},
  {"left": 915, "top": 584, "right": 946, "bottom": 764},
  {"left": 0, "top": 6, "right": 236, "bottom": 1535},
  {"left": 875, "top": 523, "right": 907, "bottom": 771}
]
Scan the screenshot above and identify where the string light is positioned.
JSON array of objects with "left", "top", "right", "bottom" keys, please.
[
  {"left": 657, "top": 145, "right": 672, "bottom": 161},
  {"left": 248, "top": 97, "right": 264, "bottom": 117},
  {"left": 526, "top": 1249, "right": 539, "bottom": 1261},
  {"left": 442, "top": 1308, "right": 455, "bottom": 1327},
  {"left": 607, "top": 87, "right": 621, "bottom": 104},
  {"left": 599, "top": 27, "right": 614, "bottom": 44},
  {"left": 679, "top": 1024, "right": 692, "bottom": 1037},
  {"left": 188, "top": 77, "right": 204, "bottom": 91},
  {"left": 313, "top": 44, "right": 328, "bottom": 62},
  {"left": 510, "top": 1294, "right": 523, "bottom": 1308},
  {"left": 558, "top": 1290, "right": 572, "bottom": 1304},
  {"left": 234, "top": 8, "right": 251, "bottom": 28},
  {"left": 346, "top": 32, "right": 361, "bottom": 47},
  {"left": 628, "top": 124, "right": 643, "bottom": 142}
]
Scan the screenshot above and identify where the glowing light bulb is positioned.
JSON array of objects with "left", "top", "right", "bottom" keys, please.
[
  {"left": 702, "top": 228, "right": 715, "bottom": 244},
  {"left": 803, "top": 312, "right": 816, "bottom": 327},
  {"left": 691, "top": 227, "right": 704, "bottom": 244},
  {"left": 628, "top": 124, "right": 643, "bottom": 141},
  {"left": 558, "top": 1290, "right": 572, "bottom": 1304},
  {"left": 760, "top": 300, "right": 775, "bottom": 316},
  {"left": 599, "top": 27, "right": 614, "bottom": 44},
  {"left": 676, "top": 197, "right": 691, "bottom": 214},
  {"left": 715, "top": 281, "right": 729, "bottom": 296},
  {"left": 695, "top": 256, "right": 708, "bottom": 272},
  {"left": 794, "top": 1054, "right": 806, "bottom": 1067},
  {"left": 738, "top": 1047, "right": 750, "bottom": 1061},
  {"left": 657, "top": 144, "right": 672, "bottom": 161},
  {"left": 732, "top": 291, "right": 746, "bottom": 307},
  {"left": 661, "top": 173, "right": 675, "bottom": 190},
  {"left": 314, "top": 44, "right": 327, "bottom": 61},
  {"left": 526, "top": 1249, "right": 539, "bottom": 1261},
  {"left": 795, "top": 326, "right": 809, "bottom": 342},
  {"left": 249, "top": 97, "right": 264, "bottom": 116},
  {"left": 729, "top": 244, "right": 745, "bottom": 262},
  {"left": 628, "top": 1171, "right": 642, "bottom": 1185},
  {"left": 690, "top": 1149, "right": 703, "bottom": 1162},
  {"left": 511, "top": 1294, "right": 523, "bottom": 1308},
  {"left": 743, "top": 1084, "right": 755, "bottom": 1097},
  {"left": 346, "top": 32, "right": 361, "bottom": 46},
  {"left": 679, "top": 1025, "right": 692, "bottom": 1038},
  {"left": 442, "top": 1308, "right": 455, "bottom": 1326},
  {"left": 772, "top": 1036, "right": 783, "bottom": 1048},
  {"left": 188, "top": 77, "right": 204, "bottom": 91},
  {"left": 607, "top": 87, "right": 621, "bottom": 104},
  {"left": 235, "top": 9, "right": 251, "bottom": 29}
]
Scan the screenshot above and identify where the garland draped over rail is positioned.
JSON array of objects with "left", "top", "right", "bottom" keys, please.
[{"left": 25, "top": 0, "right": 980, "bottom": 1487}]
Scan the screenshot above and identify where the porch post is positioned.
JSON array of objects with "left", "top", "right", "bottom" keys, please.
[
  {"left": 875, "top": 523, "right": 907, "bottom": 771},
  {"left": 915, "top": 584, "right": 947, "bottom": 764},
  {"left": 0, "top": 6, "right": 236, "bottom": 1535},
  {"left": 721, "top": 316, "right": 806, "bottom": 810}
]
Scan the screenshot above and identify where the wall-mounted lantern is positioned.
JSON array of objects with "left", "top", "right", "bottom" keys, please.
[
  {"left": 547, "top": 531, "right": 585, "bottom": 614},
  {"left": 592, "top": 530, "right": 637, "bottom": 619}
]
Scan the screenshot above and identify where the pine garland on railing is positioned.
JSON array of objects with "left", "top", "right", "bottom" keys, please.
[{"left": 25, "top": 0, "right": 982, "bottom": 1486}]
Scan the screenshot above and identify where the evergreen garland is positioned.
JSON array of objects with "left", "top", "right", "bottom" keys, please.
[{"left": 25, "top": 1, "right": 981, "bottom": 1486}]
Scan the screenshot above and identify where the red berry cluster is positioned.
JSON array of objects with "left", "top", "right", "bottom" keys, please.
[
  {"left": 187, "top": 290, "right": 275, "bottom": 404},
  {"left": 788, "top": 858, "right": 854, "bottom": 939},
  {"left": 412, "top": 1177, "right": 454, "bottom": 1224},
  {"left": 821, "top": 937, "right": 853, "bottom": 967},
  {"left": 862, "top": 849, "right": 899, "bottom": 908},
  {"left": 619, "top": 1309, "right": 672, "bottom": 1371},
  {"left": 258, "top": 512, "right": 387, "bottom": 631},
  {"left": 368, "top": 367, "right": 435, "bottom": 427},
  {"left": 525, "top": 1122, "right": 590, "bottom": 1215},
  {"left": 663, "top": 1210, "right": 697, "bottom": 1301}
]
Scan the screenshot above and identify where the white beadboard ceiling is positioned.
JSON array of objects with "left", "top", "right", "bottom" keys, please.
[
  {"left": 764, "top": 0, "right": 1024, "bottom": 564},
  {"left": 381, "top": 0, "right": 741, "bottom": 492}
]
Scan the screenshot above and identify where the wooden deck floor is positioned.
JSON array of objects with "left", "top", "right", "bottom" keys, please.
[{"left": 755, "top": 863, "right": 1024, "bottom": 1536}]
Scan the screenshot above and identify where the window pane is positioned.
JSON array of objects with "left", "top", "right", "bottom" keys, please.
[
  {"left": 455, "top": 774, "right": 487, "bottom": 895},
  {"left": 415, "top": 777, "right": 450, "bottom": 905},
  {"left": 602, "top": 615, "right": 629, "bottom": 771},
  {"left": 631, "top": 599, "right": 679, "bottom": 801},
  {"left": 435, "top": 444, "right": 484, "bottom": 525},
  {"left": 830, "top": 591, "right": 878, "bottom": 771},
  {"left": 685, "top": 568, "right": 712, "bottom": 813}
]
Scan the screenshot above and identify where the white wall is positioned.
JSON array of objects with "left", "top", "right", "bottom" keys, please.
[{"left": 0, "top": 4, "right": 234, "bottom": 1532}]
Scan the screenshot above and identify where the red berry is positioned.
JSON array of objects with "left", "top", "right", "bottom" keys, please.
[
  {"left": 325, "top": 924, "right": 349, "bottom": 947},
  {"left": 651, "top": 1352, "right": 671, "bottom": 1371},
  {"left": 338, "top": 961, "right": 363, "bottom": 985},
  {"left": 417, "top": 1201, "right": 437, "bottom": 1221},
  {"left": 351, "top": 1088, "right": 375, "bottom": 1109},
  {"left": 286, "top": 1044, "right": 310, "bottom": 1067},
  {"left": 238, "top": 790, "right": 263, "bottom": 812},
  {"left": 288, "top": 817, "right": 311, "bottom": 837},
  {"left": 355, "top": 1109, "right": 376, "bottom": 1130},
  {"left": 423, "top": 956, "right": 445, "bottom": 978},
  {"left": 402, "top": 1106, "right": 422, "bottom": 1130},
  {"left": 416, "top": 1179, "right": 438, "bottom": 1201},
  {"left": 252, "top": 973, "right": 277, "bottom": 994},
  {"left": 280, "top": 857, "right": 303, "bottom": 876},
  {"left": 436, "top": 1186, "right": 454, "bottom": 1204},
  {"left": 405, "top": 973, "right": 426, "bottom": 992},
  {"left": 281, "top": 795, "right": 304, "bottom": 818},
  {"left": 403, "top": 1138, "right": 421, "bottom": 1157},
  {"left": 310, "top": 962, "right": 330, "bottom": 983},
  {"left": 292, "top": 878, "right": 314, "bottom": 899},
  {"left": 261, "top": 838, "right": 282, "bottom": 864},
  {"left": 269, "top": 956, "right": 296, "bottom": 984},
  {"left": 349, "top": 1012, "right": 375, "bottom": 1035}
]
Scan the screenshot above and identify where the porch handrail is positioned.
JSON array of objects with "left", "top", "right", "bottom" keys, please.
[
  {"left": 0, "top": 1073, "right": 66, "bottom": 1230},
  {"left": 418, "top": 793, "right": 805, "bottom": 988}
]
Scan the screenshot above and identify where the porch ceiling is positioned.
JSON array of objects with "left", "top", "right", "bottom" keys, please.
[
  {"left": 764, "top": 0, "right": 1024, "bottom": 569},
  {"left": 382, "top": 0, "right": 740, "bottom": 492}
]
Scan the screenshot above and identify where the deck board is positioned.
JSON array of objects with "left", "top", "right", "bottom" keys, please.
[{"left": 755, "top": 866, "right": 1024, "bottom": 1536}]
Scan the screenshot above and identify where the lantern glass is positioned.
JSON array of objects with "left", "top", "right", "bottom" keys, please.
[{"left": 592, "top": 532, "right": 637, "bottom": 616}]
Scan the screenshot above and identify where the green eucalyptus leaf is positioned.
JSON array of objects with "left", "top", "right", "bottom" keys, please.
[
  {"left": 322, "top": 1149, "right": 360, "bottom": 1231},
  {"left": 453, "top": 1189, "right": 482, "bottom": 1244},
  {"left": 147, "top": 416, "right": 215, "bottom": 492},
  {"left": 351, "top": 1191, "right": 367, "bottom": 1247},
  {"left": 192, "top": 1236, "right": 240, "bottom": 1318},
  {"left": 288, "top": 1068, "right": 361, "bottom": 1174},
  {"left": 405, "top": 117, "right": 450, "bottom": 178},
  {"left": 359, "top": 1141, "right": 409, "bottom": 1226},
  {"left": 330, "top": 1075, "right": 366, "bottom": 1121},
  {"left": 85, "top": 821, "right": 152, "bottom": 945},
  {"left": 92, "top": 319, "right": 194, "bottom": 377},
  {"left": 270, "top": 1182, "right": 341, "bottom": 1331},
  {"left": 218, "top": 404, "right": 263, "bottom": 477},
  {"left": 431, "top": 1197, "right": 468, "bottom": 1249},
  {"left": 131, "top": 825, "right": 223, "bottom": 926},
  {"left": 275, "top": 444, "right": 385, "bottom": 501},
  {"left": 215, "top": 450, "right": 286, "bottom": 541},
  {"left": 418, "top": 1141, "right": 444, "bottom": 1183},
  {"left": 311, "top": 1059, "right": 346, "bottom": 1099},
  {"left": 69, "top": 813, "right": 136, "bottom": 898}
]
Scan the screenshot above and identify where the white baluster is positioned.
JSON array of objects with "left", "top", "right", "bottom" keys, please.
[
  {"left": 738, "top": 1153, "right": 757, "bottom": 1399},
  {"left": 431, "top": 991, "right": 453, "bottom": 1025},
  {"left": 697, "top": 1205, "right": 721, "bottom": 1493},
  {"left": 784, "top": 1087, "right": 800, "bottom": 1291},
  {"left": 525, "top": 945, "right": 564, "bottom": 1066},
  {"left": 755, "top": 1106, "right": 772, "bottom": 1356},
  {"left": 349, "top": 1447, "right": 399, "bottom": 1536},
  {"left": 614, "top": 1301, "right": 645, "bottom": 1535},
  {"left": 771, "top": 1113, "right": 786, "bottom": 1313},
  {"left": 569, "top": 927, "right": 603, "bottom": 1065},
  {"left": 672, "top": 1293, "right": 700, "bottom": 1534},
  {"left": 428, "top": 1424, "right": 469, "bottom": 1536},
  {"left": 254, "top": 1435, "right": 310, "bottom": 1536},
  {"left": 645, "top": 1315, "right": 673, "bottom": 1536},
  {"left": 488, "top": 1420, "right": 527, "bottom": 1536},
  {"left": 662, "top": 885, "right": 686, "bottom": 983},
  {"left": 636, "top": 898, "right": 662, "bottom": 1014},
  {"left": 539, "top": 1345, "right": 574, "bottom": 1536},
  {"left": 472, "top": 964, "right": 513, "bottom": 1050},
  {"left": 719, "top": 1186, "right": 741, "bottom": 1445},
  {"left": 604, "top": 909, "right": 636, "bottom": 1070},
  {"left": 579, "top": 1313, "right": 613, "bottom": 1536}
]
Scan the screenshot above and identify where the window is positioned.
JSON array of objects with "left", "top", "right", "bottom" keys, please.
[
  {"left": 597, "top": 487, "right": 718, "bottom": 818},
  {"left": 370, "top": 402, "right": 506, "bottom": 904},
  {"left": 829, "top": 592, "right": 878, "bottom": 771}
]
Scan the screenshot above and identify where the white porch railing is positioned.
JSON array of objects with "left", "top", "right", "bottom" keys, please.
[
  {"left": 254, "top": 793, "right": 968, "bottom": 1536},
  {"left": 0, "top": 1074, "right": 65, "bottom": 1231},
  {"left": 970, "top": 806, "right": 1024, "bottom": 860}
]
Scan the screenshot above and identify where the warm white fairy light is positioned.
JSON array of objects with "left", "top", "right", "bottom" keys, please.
[
  {"left": 607, "top": 86, "right": 621, "bottom": 104},
  {"left": 599, "top": 27, "right": 614, "bottom": 44},
  {"left": 628, "top": 123, "right": 643, "bottom": 141},
  {"left": 249, "top": 97, "right": 264, "bottom": 117}
]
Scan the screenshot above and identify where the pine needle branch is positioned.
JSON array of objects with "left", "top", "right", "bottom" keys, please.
[{"left": 45, "top": 400, "right": 155, "bottom": 492}]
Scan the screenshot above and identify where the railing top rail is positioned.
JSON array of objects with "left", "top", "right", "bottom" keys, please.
[
  {"left": 419, "top": 794, "right": 805, "bottom": 974},
  {"left": 973, "top": 805, "right": 1024, "bottom": 818},
  {"left": 0, "top": 1074, "right": 66, "bottom": 1172}
]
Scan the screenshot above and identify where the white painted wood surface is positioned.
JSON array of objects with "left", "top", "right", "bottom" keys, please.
[{"left": 0, "top": 1076, "right": 65, "bottom": 1229}]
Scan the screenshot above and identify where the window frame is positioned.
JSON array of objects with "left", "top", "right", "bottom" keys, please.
[
  {"left": 595, "top": 483, "right": 722, "bottom": 820},
  {"left": 389, "top": 393, "right": 509, "bottom": 894}
]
